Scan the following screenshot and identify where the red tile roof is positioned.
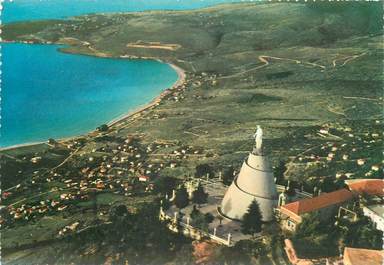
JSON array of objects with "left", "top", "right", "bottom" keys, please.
[
  {"left": 343, "top": 247, "right": 384, "bottom": 265},
  {"left": 347, "top": 179, "right": 384, "bottom": 196},
  {"left": 281, "top": 189, "right": 354, "bottom": 216},
  {"left": 138, "top": 175, "right": 151, "bottom": 182}
]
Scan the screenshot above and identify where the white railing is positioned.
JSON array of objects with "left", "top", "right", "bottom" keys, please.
[
  {"left": 160, "top": 210, "right": 233, "bottom": 246},
  {"left": 276, "top": 184, "right": 313, "bottom": 198}
]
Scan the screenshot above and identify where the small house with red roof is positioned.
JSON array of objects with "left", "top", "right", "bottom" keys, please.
[
  {"left": 138, "top": 175, "right": 151, "bottom": 182},
  {"left": 279, "top": 189, "right": 354, "bottom": 231}
]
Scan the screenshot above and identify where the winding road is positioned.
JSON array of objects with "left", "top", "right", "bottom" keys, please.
[{"left": 219, "top": 52, "right": 367, "bottom": 80}]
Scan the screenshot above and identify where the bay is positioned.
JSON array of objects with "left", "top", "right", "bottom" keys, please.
[
  {"left": 1, "top": 0, "right": 246, "bottom": 147},
  {"left": 1, "top": 43, "right": 178, "bottom": 147}
]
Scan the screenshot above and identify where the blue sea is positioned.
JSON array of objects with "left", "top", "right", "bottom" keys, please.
[
  {"left": 2, "top": 0, "right": 243, "bottom": 23},
  {"left": 1, "top": 43, "right": 178, "bottom": 147},
  {"left": 1, "top": 0, "right": 243, "bottom": 147}
]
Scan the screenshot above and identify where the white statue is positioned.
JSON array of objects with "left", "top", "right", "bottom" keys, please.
[{"left": 254, "top": 125, "right": 263, "bottom": 152}]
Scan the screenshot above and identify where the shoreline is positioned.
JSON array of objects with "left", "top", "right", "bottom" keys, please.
[
  {"left": 2, "top": 2, "right": 254, "bottom": 25},
  {"left": 0, "top": 60, "right": 186, "bottom": 152},
  {"left": 0, "top": 142, "right": 50, "bottom": 151},
  {"left": 107, "top": 63, "right": 186, "bottom": 127}
]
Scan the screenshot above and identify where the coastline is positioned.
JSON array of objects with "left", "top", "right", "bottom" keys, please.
[
  {"left": 0, "top": 142, "right": 50, "bottom": 151},
  {"left": 0, "top": 60, "right": 186, "bottom": 152},
  {"left": 107, "top": 63, "right": 186, "bottom": 127}
]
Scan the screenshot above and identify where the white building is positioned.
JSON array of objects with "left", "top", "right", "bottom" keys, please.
[{"left": 363, "top": 204, "right": 384, "bottom": 232}]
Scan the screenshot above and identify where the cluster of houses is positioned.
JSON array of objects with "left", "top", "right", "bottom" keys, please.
[
  {"left": 164, "top": 72, "right": 218, "bottom": 103},
  {"left": 4, "top": 196, "right": 75, "bottom": 223},
  {"left": 2, "top": 135, "right": 205, "bottom": 227},
  {"left": 288, "top": 122, "right": 383, "bottom": 198},
  {"left": 298, "top": 123, "right": 382, "bottom": 169},
  {"left": 167, "top": 81, "right": 187, "bottom": 103}
]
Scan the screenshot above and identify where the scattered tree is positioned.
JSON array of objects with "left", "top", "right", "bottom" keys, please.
[
  {"left": 205, "top": 213, "right": 214, "bottom": 224},
  {"left": 161, "top": 199, "right": 171, "bottom": 211},
  {"left": 222, "top": 166, "right": 235, "bottom": 185},
  {"left": 338, "top": 216, "right": 383, "bottom": 250},
  {"left": 109, "top": 204, "right": 129, "bottom": 220},
  {"left": 154, "top": 176, "right": 177, "bottom": 195},
  {"left": 191, "top": 205, "right": 199, "bottom": 218},
  {"left": 191, "top": 209, "right": 214, "bottom": 232},
  {"left": 174, "top": 186, "right": 189, "bottom": 209},
  {"left": 97, "top": 124, "right": 109, "bottom": 132},
  {"left": 273, "top": 160, "right": 286, "bottom": 185},
  {"left": 320, "top": 177, "right": 337, "bottom": 193},
  {"left": 295, "top": 212, "right": 325, "bottom": 239},
  {"left": 47, "top": 138, "right": 57, "bottom": 145},
  {"left": 195, "top": 164, "right": 214, "bottom": 178},
  {"left": 286, "top": 180, "right": 297, "bottom": 197},
  {"left": 195, "top": 214, "right": 209, "bottom": 231},
  {"left": 108, "top": 204, "right": 134, "bottom": 240},
  {"left": 241, "top": 200, "right": 263, "bottom": 236},
  {"left": 192, "top": 183, "right": 208, "bottom": 206},
  {"left": 293, "top": 212, "right": 341, "bottom": 257},
  {"left": 359, "top": 193, "right": 375, "bottom": 207}
]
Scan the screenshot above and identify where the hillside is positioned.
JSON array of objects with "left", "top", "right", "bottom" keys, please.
[
  {"left": 1, "top": 2, "right": 383, "bottom": 264},
  {"left": 3, "top": 2, "right": 382, "bottom": 154}
]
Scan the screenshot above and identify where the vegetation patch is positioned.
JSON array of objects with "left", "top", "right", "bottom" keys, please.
[{"left": 235, "top": 93, "right": 282, "bottom": 104}]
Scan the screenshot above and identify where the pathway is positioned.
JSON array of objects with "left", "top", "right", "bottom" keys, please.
[
  {"left": 219, "top": 51, "right": 367, "bottom": 80},
  {"left": 219, "top": 55, "right": 325, "bottom": 80}
]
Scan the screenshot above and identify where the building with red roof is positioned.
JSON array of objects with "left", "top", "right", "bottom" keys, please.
[
  {"left": 138, "top": 175, "right": 151, "bottom": 182},
  {"left": 345, "top": 179, "right": 384, "bottom": 197},
  {"left": 279, "top": 189, "right": 354, "bottom": 231},
  {"left": 343, "top": 247, "right": 383, "bottom": 265}
]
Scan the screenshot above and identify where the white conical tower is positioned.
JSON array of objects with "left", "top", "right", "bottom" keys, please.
[{"left": 220, "top": 126, "right": 278, "bottom": 222}]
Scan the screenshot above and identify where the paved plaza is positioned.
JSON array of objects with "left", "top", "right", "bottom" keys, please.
[{"left": 165, "top": 178, "right": 254, "bottom": 243}]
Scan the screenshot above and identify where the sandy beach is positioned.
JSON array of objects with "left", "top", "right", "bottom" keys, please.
[
  {"left": 107, "top": 63, "right": 186, "bottom": 127},
  {"left": 0, "top": 62, "right": 186, "bottom": 152}
]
